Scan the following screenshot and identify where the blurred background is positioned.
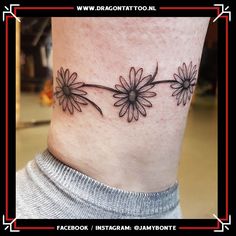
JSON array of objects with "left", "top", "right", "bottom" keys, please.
[{"left": 15, "top": 18, "right": 218, "bottom": 219}]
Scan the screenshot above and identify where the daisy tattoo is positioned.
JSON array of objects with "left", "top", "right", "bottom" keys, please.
[
  {"left": 170, "top": 62, "right": 197, "bottom": 106},
  {"left": 113, "top": 67, "right": 156, "bottom": 122},
  {"left": 54, "top": 61, "right": 198, "bottom": 122},
  {"left": 54, "top": 68, "right": 102, "bottom": 115}
]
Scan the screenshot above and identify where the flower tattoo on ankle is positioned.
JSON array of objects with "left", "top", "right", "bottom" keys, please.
[
  {"left": 113, "top": 67, "right": 156, "bottom": 122},
  {"left": 54, "top": 68, "right": 102, "bottom": 115},
  {"left": 171, "top": 62, "right": 197, "bottom": 106},
  {"left": 54, "top": 61, "right": 198, "bottom": 122}
]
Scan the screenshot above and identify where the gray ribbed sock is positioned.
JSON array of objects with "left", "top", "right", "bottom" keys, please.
[{"left": 16, "top": 150, "right": 181, "bottom": 219}]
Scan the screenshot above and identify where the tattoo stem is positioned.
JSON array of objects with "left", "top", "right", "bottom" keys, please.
[
  {"left": 151, "top": 80, "right": 176, "bottom": 85},
  {"left": 83, "top": 79, "right": 178, "bottom": 95},
  {"left": 78, "top": 95, "right": 103, "bottom": 116},
  {"left": 151, "top": 61, "right": 158, "bottom": 82},
  {"left": 82, "top": 84, "right": 118, "bottom": 93}
]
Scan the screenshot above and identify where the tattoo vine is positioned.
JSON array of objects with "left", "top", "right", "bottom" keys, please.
[{"left": 54, "top": 61, "right": 197, "bottom": 122}]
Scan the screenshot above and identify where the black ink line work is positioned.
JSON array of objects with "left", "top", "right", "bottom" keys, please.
[
  {"left": 54, "top": 61, "right": 198, "bottom": 122},
  {"left": 170, "top": 62, "right": 197, "bottom": 106},
  {"left": 54, "top": 68, "right": 102, "bottom": 115},
  {"left": 113, "top": 65, "right": 157, "bottom": 122}
]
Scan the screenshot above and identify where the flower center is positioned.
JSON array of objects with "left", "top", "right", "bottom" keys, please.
[
  {"left": 183, "top": 80, "right": 190, "bottom": 89},
  {"left": 62, "top": 86, "right": 71, "bottom": 96},
  {"left": 128, "top": 90, "right": 137, "bottom": 103}
]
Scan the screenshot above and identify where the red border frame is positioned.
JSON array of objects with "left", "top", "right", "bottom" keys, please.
[
  {"left": 179, "top": 15, "right": 229, "bottom": 231},
  {"left": 4, "top": 5, "right": 229, "bottom": 232},
  {"left": 159, "top": 6, "right": 229, "bottom": 231},
  {"left": 159, "top": 6, "right": 220, "bottom": 15},
  {"left": 5, "top": 6, "right": 74, "bottom": 231}
]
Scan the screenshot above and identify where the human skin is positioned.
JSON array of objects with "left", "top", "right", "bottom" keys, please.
[{"left": 48, "top": 17, "right": 209, "bottom": 192}]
